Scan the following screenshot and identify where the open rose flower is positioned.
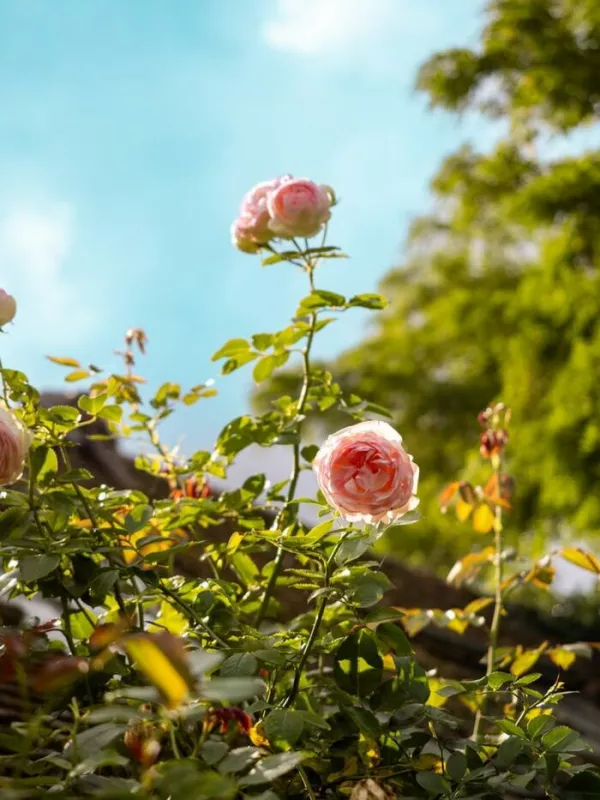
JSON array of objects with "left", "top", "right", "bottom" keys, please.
[
  {"left": 267, "top": 178, "right": 333, "bottom": 239},
  {"left": 0, "top": 406, "right": 30, "bottom": 486},
  {"left": 313, "top": 420, "right": 419, "bottom": 524},
  {"left": 231, "top": 175, "right": 292, "bottom": 252},
  {"left": 0, "top": 290, "right": 17, "bottom": 326}
]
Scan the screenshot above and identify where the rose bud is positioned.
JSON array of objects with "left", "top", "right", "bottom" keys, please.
[
  {"left": 0, "top": 406, "right": 30, "bottom": 486},
  {"left": 0, "top": 290, "right": 16, "bottom": 326}
]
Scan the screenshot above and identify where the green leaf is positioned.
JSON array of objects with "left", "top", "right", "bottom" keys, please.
[
  {"left": 264, "top": 709, "right": 304, "bottom": 746},
  {"left": 212, "top": 338, "right": 250, "bottom": 361},
  {"left": 495, "top": 736, "right": 523, "bottom": 768},
  {"left": 222, "top": 351, "right": 257, "bottom": 374},
  {"left": 416, "top": 771, "right": 450, "bottom": 795},
  {"left": 348, "top": 570, "right": 391, "bottom": 607},
  {"left": 252, "top": 333, "right": 273, "bottom": 352},
  {"left": 348, "top": 293, "right": 388, "bottom": 310},
  {"left": 98, "top": 404, "right": 122, "bottom": 423},
  {"left": 89, "top": 569, "right": 119, "bottom": 601},
  {"left": 446, "top": 751, "right": 467, "bottom": 781},
  {"left": 29, "top": 445, "right": 58, "bottom": 484},
  {"left": 201, "top": 740, "right": 229, "bottom": 766},
  {"left": 218, "top": 746, "right": 261, "bottom": 774},
  {"left": 375, "top": 622, "right": 414, "bottom": 657},
  {"left": 65, "top": 723, "right": 126, "bottom": 759},
  {"left": 240, "top": 752, "right": 304, "bottom": 786},
  {"left": 497, "top": 719, "right": 527, "bottom": 738},
  {"left": 333, "top": 631, "right": 383, "bottom": 697},
  {"left": 0, "top": 507, "right": 29, "bottom": 539},
  {"left": 373, "top": 656, "right": 430, "bottom": 708},
  {"left": 123, "top": 504, "right": 153, "bottom": 534},
  {"left": 305, "top": 519, "right": 334, "bottom": 541},
  {"left": 201, "top": 678, "right": 265, "bottom": 703},
  {"left": 562, "top": 771, "right": 600, "bottom": 799},
  {"left": 335, "top": 532, "right": 375, "bottom": 565},
  {"left": 220, "top": 653, "right": 258, "bottom": 678},
  {"left": 527, "top": 714, "right": 554, "bottom": 739},
  {"left": 487, "top": 671, "right": 514, "bottom": 690},
  {"left": 297, "top": 710, "right": 330, "bottom": 731},
  {"left": 344, "top": 706, "right": 381, "bottom": 738},
  {"left": 300, "top": 444, "right": 319, "bottom": 463},
  {"left": 19, "top": 554, "right": 60, "bottom": 582},
  {"left": 78, "top": 393, "right": 108, "bottom": 415},
  {"left": 253, "top": 352, "right": 289, "bottom": 383},
  {"left": 541, "top": 725, "right": 585, "bottom": 752},
  {"left": 297, "top": 290, "right": 346, "bottom": 312},
  {"left": 364, "top": 607, "right": 405, "bottom": 625}
]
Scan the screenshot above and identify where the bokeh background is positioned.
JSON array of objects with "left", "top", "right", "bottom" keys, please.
[{"left": 3, "top": 0, "right": 600, "bottom": 598}]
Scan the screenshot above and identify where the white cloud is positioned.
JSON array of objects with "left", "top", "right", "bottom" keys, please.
[
  {"left": 0, "top": 203, "right": 97, "bottom": 352},
  {"left": 262, "top": 0, "right": 397, "bottom": 56}
]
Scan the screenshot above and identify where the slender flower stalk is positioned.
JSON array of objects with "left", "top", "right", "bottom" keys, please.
[
  {"left": 254, "top": 262, "right": 317, "bottom": 627},
  {"left": 472, "top": 462, "right": 504, "bottom": 741}
]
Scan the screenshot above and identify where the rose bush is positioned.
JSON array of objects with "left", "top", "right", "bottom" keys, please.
[{"left": 0, "top": 181, "right": 598, "bottom": 800}]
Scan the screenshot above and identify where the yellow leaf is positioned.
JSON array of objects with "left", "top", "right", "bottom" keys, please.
[
  {"left": 358, "top": 733, "right": 379, "bottom": 766},
  {"left": 123, "top": 633, "right": 193, "bottom": 708},
  {"left": 47, "top": 355, "right": 81, "bottom": 368},
  {"left": 447, "top": 547, "right": 494, "bottom": 587},
  {"left": 560, "top": 547, "right": 600, "bottom": 575},
  {"left": 463, "top": 596, "right": 494, "bottom": 615},
  {"left": 65, "top": 369, "right": 91, "bottom": 383},
  {"left": 472, "top": 503, "right": 495, "bottom": 534},
  {"left": 150, "top": 601, "right": 189, "bottom": 636},
  {"left": 427, "top": 678, "right": 448, "bottom": 709},
  {"left": 523, "top": 562, "right": 555, "bottom": 590},
  {"left": 439, "top": 482, "right": 460, "bottom": 512},
  {"left": 249, "top": 723, "right": 269, "bottom": 748},
  {"left": 548, "top": 648, "right": 576, "bottom": 671},
  {"left": 456, "top": 497, "right": 473, "bottom": 522},
  {"left": 446, "top": 616, "right": 469, "bottom": 635},
  {"left": 510, "top": 642, "right": 548, "bottom": 677},
  {"left": 227, "top": 532, "right": 244, "bottom": 554},
  {"left": 413, "top": 754, "right": 443, "bottom": 772}
]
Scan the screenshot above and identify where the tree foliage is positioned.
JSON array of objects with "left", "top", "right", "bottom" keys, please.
[{"left": 326, "top": 0, "right": 600, "bottom": 565}]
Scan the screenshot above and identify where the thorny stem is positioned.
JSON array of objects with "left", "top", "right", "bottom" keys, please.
[
  {"left": 157, "top": 583, "right": 228, "bottom": 648},
  {"left": 472, "top": 463, "right": 504, "bottom": 741},
  {"left": 61, "top": 596, "right": 77, "bottom": 656},
  {"left": 59, "top": 443, "right": 129, "bottom": 619},
  {"left": 254, "top": 262, "right": 318, "bottom": 628},
  {"left": 283, "top": 532, "right": 347, "bottom": 708}
]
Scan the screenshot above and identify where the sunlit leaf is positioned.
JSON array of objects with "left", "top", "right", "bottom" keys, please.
[
  {"left": 65, "top": 369, "right": 91, "bottom": 382},
  {"left": 455, "top": 497, "right": 473, "bottom": 522},
  {"left": 446, "top": 547, "right": 494, "bottom": 586},
  {"left": 548, "top": 647, "right": 576, "bottom": 671},
  {"left": 560, "top": 547, "right": 600, "bottom": 575},
  {"left": 47, "top": 355, "right": 81, "bottom": 368},
  {"left": 122, "top": 632, "right": 194, "bottom": 708},
  {"left": 439, "top": 482, "right": 460, "bottom": 512},
  {"left": 472, "top": 502, "right": 495, "bottom": 533}
]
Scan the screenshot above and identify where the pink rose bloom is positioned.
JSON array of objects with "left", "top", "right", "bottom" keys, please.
[
  {"left": 0, "top": 290, "right": 17, "bottom": 326},
  {"left": 313, "top": 420, "right": 419, "bottom": 524},
  {"left": 231, "top": 215, "right": 262, "bottom": 253},
  {"left": 0, "top": 406, "right": 30, "bottom": 486},
  {"left": 267, "top": 178, "right": 333, "bottom": 239},
  {"left": 231, "top": 175, "right": 292, "bottom": 253}
]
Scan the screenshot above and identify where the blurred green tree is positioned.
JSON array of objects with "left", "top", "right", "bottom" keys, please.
[{"left": 258, "top": 0, "right": 600, "bottom": 569}]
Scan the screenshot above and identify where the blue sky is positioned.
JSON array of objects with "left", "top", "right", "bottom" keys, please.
[{"left": 0, "top": 0, "right": 495, "bottom": 451}]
